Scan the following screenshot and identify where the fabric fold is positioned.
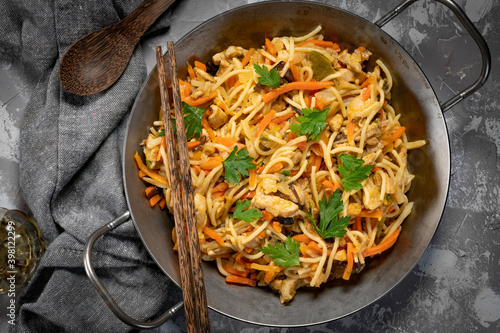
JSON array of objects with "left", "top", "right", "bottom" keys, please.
[{"left": 0, "top": 0, "right": 178, "bottom": 332}]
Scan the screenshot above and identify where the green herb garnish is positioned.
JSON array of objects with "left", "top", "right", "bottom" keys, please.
[
  {"left": 254, "top": 64, "right": 280, "bottom": 88},
  {"left": 222, "top": 146, "right": 257, "bottom": 185},
  {"left": 338, "top": 154, "right": 372, "bottom": 192},
  {"left": 232, "top": 200, "right": 264, "bottom": 222},
  {"left": 309, "top": 191, "right": 350, "bottom": 239},
  {"left": 290, "top": 107, "right": 329, "bottom": 140},
  {"left": 181, "top": 102, "right": 205, "bottom": 139},
  {"left": 282, "top": 170, "right": 291, "bottom": 176},
  {"left": 260, "top": 237, "right": 300, "bottom": 268}
]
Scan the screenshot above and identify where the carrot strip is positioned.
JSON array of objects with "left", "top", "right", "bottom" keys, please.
[
  {"left": 322, "top": 179, "right": 339, "bottom": 193},
  {"left": 305, "top": 152, "right": 322, "bottom": 176},
  {"left": 240, "top": 190, "right": 256, "bottom": 200},
  {"left": 203, "top": 226, "right": 225, "bottom": 246},
  {"left": 292, "top": 234, "right": 312, "bottom": 244},
  {"left": 361, "top": 87, "right": 371, "bottom": 101},
  {"left": 296, "top": 39, "right": 336, "bottom": 49},
  {"left": 211, "top": 191, "right": 225, "bottom": 200},
  {"left": 134, "top": 152, "right": 169, "bottom": 185},
  {"left": 222, "top": 263, "right": 248, "bottom": 278},
  {"left": 201, "top": 117, "right": 216, "bottom": 141},
  {"left": 144, "top": 186, "right": 157, "bottom": 198},
  {"left": 213, "top": 137, "right": 244, "bottom": 149},
  {"left": 250, "top": 263, "right": 281, "bottom": 272},
  {"left": 235, "top": 253, "right": 253, "bottom": 269},
  {"left": 184, "top": 90, "right": 218, "bottom": 107},
  {"left": 353, "top": 216, "right": 363, "bottom": 232},
  {"left": 347, "top": 120, "right": 355, "bottom": 144},
  {"left": 288, "top": 60, "right": 300, "bottom": 82},
  {"left": 199, "top": 156, "right": 223, "bottom": 170},
  {"left": 241, "top": 48, "right": 255, "bottom": 67},
  {"left": 138, "top": 170, "right": 146, "bottom": 178},
  {"left": 265, "top": 38, "right": 277, "bottom": 56},
  {"left": 248, "top": 168, "right": 257, "bottom": 189},
  {"left": 157, "top": 136, "right": 166, "bottom": 161},
  {"left": 255, "top": 109, "right": 276, "bottom": 138},
  {"left": 378, "top": 108, "right": 385, "bottom": 122},
  {"left": 271, "top": 112, "right": 294, "bottom": 124},
  {"left": 267, "top": 162, "right": 283, "bottom": 173},
  {"left": 315, "top": 97, "right": 324, "bottom": 110},
  {"left": 262, "top": 81, "right": 334, "bottom": 103},
  {"left": 186, "top": 141, "right": 201, "bottom": 149},
  {"left": 360, "top": 75, "right": 375, "bottom": 89},
  {"left": 225, "top": 275, "right": 256, "bottom": 287},
  {"left": 362, "top": 227, "right": 401, "bottom": 257},
  {"left": 359, "top": 209, "right": 383, "bottom": 219},
  {"left": 272, "top": 221, "right": 282, "bottom": 233},
  {"left": 194, "top": 60, "right": 207, "bottom": 71},
  {"left": 307, "top": 241, "right": 323, "bottom": 255},
  {"left": 158, "top": 198, "right": 166, "bottom": 210},
  {"left": 187, "top": 63, "right": 196, "bottom": 79},
  {"left": 392, "top": 126, "right": 406, "bottom": 142},
  {"left": 311, "top": 143, "right": 324, "bottom": 158},
  {"left": 261, "top": 210, "right": 274, "bottom": 221},
  {"left": 227, "top": 75, "right": 235, "bottom": 88},
  {"left": 264, "top": 270, "right": 276, "bottom": 284},
  {"left": 212, "top": 182, "right": 229, "bottom": 193},
  {"left": 343, "top": 242, "right": 354, "bottom": 280},
  {"left": 149, "top": 194, "right": 162, "bottom": 207}
]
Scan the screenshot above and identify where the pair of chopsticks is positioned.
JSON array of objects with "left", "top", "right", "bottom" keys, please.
[{"left": 155, "top": 43, "right": 210, "bottom": 333}]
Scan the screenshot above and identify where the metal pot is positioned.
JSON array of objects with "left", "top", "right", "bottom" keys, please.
[{"left": 84, "top": 0, "right": 490, "bottom": 329}]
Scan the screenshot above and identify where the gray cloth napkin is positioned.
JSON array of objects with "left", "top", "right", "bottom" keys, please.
[{"left": 1, "top": 0, "right": 183, "bottom": 332}]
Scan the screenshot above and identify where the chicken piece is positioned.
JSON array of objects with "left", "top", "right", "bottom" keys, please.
[
  {"left": 208, "top": 104, "right": 228, "bottom": 130},
  {"left": 385, "top": 176, "right": 396, "bottom": 195},
  {"left": 194, "top": 193, "right": 208, "bottom": 229},
  {"left": 338, "top": 68, "right": 366, "bottom": 83},
  {"left": 269, "top": 277, "right": 299, "bottom": 304},
  {"left": 212, "top": 46, "right": 246, "bottom": 65},
  {"left": 362, "top": 153, "right": 378, "bottom": 166},
  {"left": 144, "top": 134, "right": 161, "bottom": 167},
  {"left": 192, "top": 81, "right": 212, "bottom": 99},
  {"left": 338, "top": 49, "right": 364, "bottom": 74},
  {"left": 347, "top": 202, "right": 362, "bottom": 216},
  {"left": 362, "top": 178, "right": 383, "bottom": 211},
  {"left": 253, "top": 193, "right": 298, "bottom": 218},
  {"left": 261, "top": 177, "right": 277, "bottom": 194},
  {"left": 366, "top": 121, "right": 381, "bottom": 139},
  {"left": 346, "top": 95, "right": 375, "bottom": 119},
  {"left": 328, "top": 113, "right": 344, "bottom": 132},
  {"left": 194, "top": 67, "right": 215, "bottom": 82}
]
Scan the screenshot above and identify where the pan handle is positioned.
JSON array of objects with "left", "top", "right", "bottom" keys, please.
[
  {"left": 83, "top": 211, "right": 184, "bottom": 330},
  {"left": 375, "top": 0, "right": 491, "bottom": 112}
]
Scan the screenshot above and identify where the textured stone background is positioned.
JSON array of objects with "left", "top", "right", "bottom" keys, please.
[{"left": 1, "top": 0, "right": 499, "bottom": 332}]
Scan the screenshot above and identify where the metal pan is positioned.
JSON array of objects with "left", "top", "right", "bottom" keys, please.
[{"left": 84, "top": 0, "right": 490, "bottom": 328}]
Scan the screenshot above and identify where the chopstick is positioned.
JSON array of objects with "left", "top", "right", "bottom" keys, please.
[{"left": 155, "top": 43, "right": 211, "bottom": 333}]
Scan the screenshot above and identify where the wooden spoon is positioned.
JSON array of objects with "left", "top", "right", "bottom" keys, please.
[{"left": 59, "top": 0, "right": 176, "bottom": 96}]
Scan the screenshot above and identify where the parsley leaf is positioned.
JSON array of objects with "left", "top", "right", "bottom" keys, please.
[
  {"left": 232, "top": 200, "right": 264, "bottom": 222},
  {"left": 260, "top": 237, "right": 300, "bottom": 268},
  {"left": 338, "top": 154, "right": 373, "bottom": 192},
  {"left": 289, "top": 107, "right": 329, "bottom": 140},
  {"left": 310, "top": 191, "right": 350, "bottom": 239},
  {"left": 282, "top": 170, "right": 290, "bottom": 176},
  {"left": 222, "top": 146, "right": 257, "bottom": 185},
  {"left": 181, "top": 102, "right": 205, "bottom": 139},
  {"left": 254, "top": 64, "right": 281, "bottom": 88}
]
